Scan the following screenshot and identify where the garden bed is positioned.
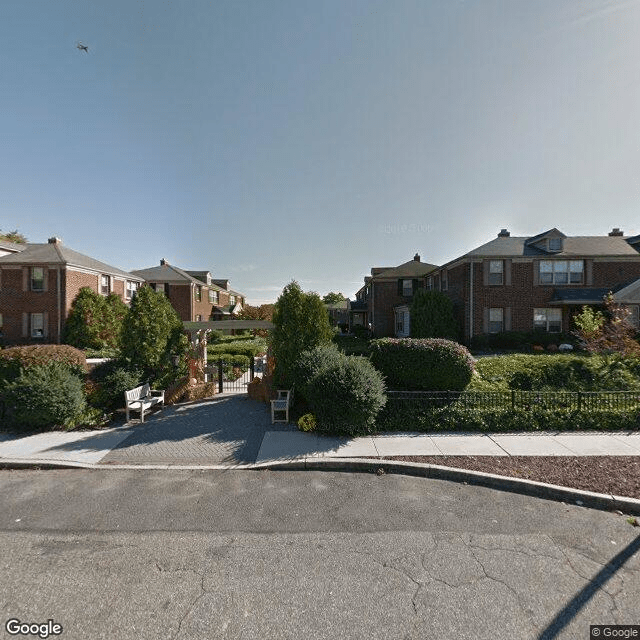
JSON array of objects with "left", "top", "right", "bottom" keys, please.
[{"left": 377, "top": 455, "right": 640, "bottom": 499}]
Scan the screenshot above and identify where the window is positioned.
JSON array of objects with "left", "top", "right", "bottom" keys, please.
[
  {"left": 402, "top": 279, "right": 413, "bottom": 296},
  {"left": 441, "top": 271, "right": 448, "bottom": 291},
  {"left": 628, "top": 305, "right": 639, "bottom": 329},
  {"left": 208, "top": 289, "right": 214, "bottom": 304},
  {"left": 100, "top": 275, "right": 110, "bottom": 295},
  {"left": 126, "top": 280, "right": 139, "bottom": 299},
  {"left": 488, "top": 261, "right": 503, "bottom": 285},
  {"left": 31, "top": 312, "right": 44, "bottom": 338},
  {"left": 489, "top": 308, "right": 503, "bottom": 333},
  {"left": 396, "top": 312, "right": 404, "bottom": 335},
  {"left": 230, "top": 295, "right": 236, "bottom": 305},
  {"left": 195, "top": 314, "right": 202, "bottom": 322},
  {"left": 533, "top": 308, "right": 562, "bottom": 332},
  {"left": 31, "top": 267, "right": 44, "bottom": 291},
  {"left": 539, "top": 260, "right": 582, "bottom": 285},
  {"left": 195, "top": 286, "right": 202, "bottom": 302},
  {"left": 427, "top": 276, "right": 433, "bottom": 290},
  {"left": 548, "top": 237, "right": 563, "bottom": 252}
]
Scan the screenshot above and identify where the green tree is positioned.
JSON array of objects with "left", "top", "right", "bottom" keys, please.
[
  {"left": 322, "top": 292, "right": 346, "bottom": 305},
  {"left": 120, "top": 285, "right": 189, "bottom": 383},
  {"left": 0, "top": 229, "right": 27, "bottom": 244},
  {"left": 238, "top": 303, "right": 275, "bottom": 337},
  {"left": 409, "top": 290, "right": 458, "bottom": 339},
  {"left": 270, "top": 281, "right": 333, "bottom": 387}
]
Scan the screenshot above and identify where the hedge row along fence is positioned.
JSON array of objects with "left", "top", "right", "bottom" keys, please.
[{"left": 387, "top": 390, "right": 640, "bottom": 412}]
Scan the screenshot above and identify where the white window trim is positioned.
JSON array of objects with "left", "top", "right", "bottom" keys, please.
[
  {"left": 533, "top": 308, "right": 562, "bottom": 333},
  {"left": 488, "top": 308, "right": 504, "bottom": 334},
  {"left": 488, "top": 260, "right": 504, "bottom": 286},
  {"left": 100, "top": 274, "right": 111, "bottom": 296},
  {"left": 539, "top": 260, "right": 583, "bottom": 285},
  {"left": 31, "top": 312, "right": 44, "bottom": 338}
]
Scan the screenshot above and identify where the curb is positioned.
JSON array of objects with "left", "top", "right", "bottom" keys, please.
[{"left": 2, "top": 456, "right": 640, "bottom": 516}]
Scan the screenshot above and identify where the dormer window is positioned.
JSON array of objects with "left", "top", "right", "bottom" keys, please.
[{"left": 548, "top": 237, "right": 563, "bottom": 252}]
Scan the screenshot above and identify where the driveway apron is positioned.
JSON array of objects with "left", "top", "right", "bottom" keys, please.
[{"left": 100, "top": 393, "right": 293, "bottom": 466}]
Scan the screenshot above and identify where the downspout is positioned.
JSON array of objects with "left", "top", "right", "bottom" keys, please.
[
  {"left": 370, "top": 282, "right": 375, "bottom": 336},
  {"left": 469, "top": 262, "right": 473, "bottom": 342},
  {"left": 57, "top": 267, "right": 62, "bottom": 343}
]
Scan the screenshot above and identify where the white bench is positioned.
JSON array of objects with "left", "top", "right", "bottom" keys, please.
[
  {"left": 271, "top": 387, "right": 294, "bottom": 424},
  {"left": 125, "top": 383, "right": 165, "bottom": 423}
]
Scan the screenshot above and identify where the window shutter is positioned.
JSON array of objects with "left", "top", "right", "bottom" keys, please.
[
  {"left": 412, "top": 279, "right": 418, "bottom": 294},
  {"left": 483, "top": 308, "right": 489, "bottom": 334},
  {"left": 533, "top": 260, "right": 539, "bottom": 286},
  {"left": 505, "top": 307, "right": 512, "bottom": 331},
  {"left": 483, "top": 261, "right": 489, "bottom": 286},
  {"left": 22, "top": 313, "right": 28, "bottom": 337},
  {"left": 585, "top": 260, "right": 593, "bottom": 285},
  {"left": 42, "top": 268, "right": 48, "bottom": 292},
  {"left": 23, "top": 268, "right": 28, "bottom": 291},
  {"left": 505, "top": 260, "right": 512, "bottom": 286},
  {"left": 43, "top": 312, "right": 49, "bottom": 337},
  {"left": 397, "top": 280, "right": 403, "bottom": 295}
]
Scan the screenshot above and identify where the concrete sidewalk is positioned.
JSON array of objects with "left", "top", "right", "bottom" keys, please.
[
  {"left": 254, "top": 430, "right": 640, "bottom": 463},
  {"left": 1, "top": 424, "right": 640, "bottom": 468}
]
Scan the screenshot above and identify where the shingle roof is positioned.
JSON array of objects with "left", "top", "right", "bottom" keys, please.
[
  {"left": 0, "top": 242, "right": 144, "bottom": 280},
  {"left": 373, "top": 259, "right": 438, "bottom": 279},
  {"left": 613, "top": 278, "right": 640, "bottom": 304},
  {"left": 457, "top": 235, "right": 640, "bottom": 260},
  {"left": 132, "top": 263, "right": 203, "bottom": 284},
  {"left": 549, "top": 288, "right": 612, "bottom": 304},
  {"left": 0, "top": 240, "right": 26, "bottom": 253}
]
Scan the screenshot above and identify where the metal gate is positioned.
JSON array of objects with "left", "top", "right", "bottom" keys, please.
[{"left": 208, "top": 355, "right": 266, "bottom": 393}]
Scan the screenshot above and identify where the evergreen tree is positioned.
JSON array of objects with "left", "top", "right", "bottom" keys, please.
[
  {"left": 270, "top": 281, "right": 333, "bottom": 386},
  {"left": 409, "top": 290, "right": 458, "bottom": 340}
]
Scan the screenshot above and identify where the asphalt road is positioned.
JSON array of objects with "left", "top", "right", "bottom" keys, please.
[{"left": 0, "top": 469, "right": 638, "bottom": 639}]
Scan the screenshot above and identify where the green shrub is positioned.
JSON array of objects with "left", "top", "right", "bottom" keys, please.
[
  {"left": 89, "top": 359, "right": 145, "bottom": 410},
  {"left": 3, "top": 361, "right": 87, "bottom": 430},
  {"left": 376, "top": 401, "right": 640, "bottom": 433},
  {"left": 297, "top": 413, "right": 317, "bottom": 432},
  {"left": 370, "top": 338, "right": 475, "bottom": 391},
  {"left": 306, "top": 355, "right": 386, "bottom": 436},
  {"left": 291, "top": 343, "right": 345, "bottom": 399},
  {"left": 333, "top": 335, "right": 371, "bottom": 357},
  {"left": 410, "top": 290, "right": 458, "bottom": 339},
  {"left": 469, "top": 354, "right": 640, "bottom": 392},
  {"left": 207, "top": 339, "right": 266, "bottom": 358},
  {"left": 0, "top": 344, "right": 87, "bottom": 373},
  {"left": 351, "top": 325, "right": 371, "bottom": 339}
]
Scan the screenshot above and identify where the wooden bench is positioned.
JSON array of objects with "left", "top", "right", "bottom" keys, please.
[
  {"left": 125, "top": 383, "right": 165, "bottom": 423},
  {"left": 271, "top": 386, "right": 294, "bottom": 424}
]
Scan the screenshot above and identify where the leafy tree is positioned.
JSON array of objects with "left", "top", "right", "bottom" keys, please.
[
  {"left": 120, "top": 285, "right": 189, "bottom": 384},
  {"left": 322, "top": 292, "right": 346, "bottom": 305},
  {"left": 0, "top": 229, "right": 27, "bottom": 244},
  {"left": 63, "top": 287, "right": 127, "bottom": 350},
  {"left": 238, "top": 303, "right": 275, "bottom": 337},
  {"left": 573, "top": 295, "right": 640, "bottom": 357},
  {"left": 270, "top": 281, "right": 333, "bottom": 387},
  {"left": 409, "top": 290, "right": 458, "bottom": 339}
]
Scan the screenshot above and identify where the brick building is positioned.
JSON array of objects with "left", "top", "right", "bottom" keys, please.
[
  {"left": 131, "top": 261, "right": 245, "bottom": 323},
  {"left": 350, "top": 254, "right": 438, "bottom": 337},
  {"left": 430, "top": 228, "right": 640, "bottom": 342},
  {"left": 0, "top": 237, "right": 144, "bottom": 344}
]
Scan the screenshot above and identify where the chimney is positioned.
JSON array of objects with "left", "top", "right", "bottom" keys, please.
[
  {"left": 498, "top": 229, "right": 510, "bottom": 237},
  {"left": 413, "top": 253, "right": 420, "bottom": 262},
  {"left": 47, "top": 237, "right": 62, "bottom": 244},
  {"left": 160, "top": 258, "right": 167, "bottom": 265},
  {"left": 608, "top": 228, "right": 623, "bottom": 237}
]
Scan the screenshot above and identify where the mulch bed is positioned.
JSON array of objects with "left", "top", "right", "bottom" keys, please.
[{"left": 378, "top": 455, "right": 640, "bottom": 499}]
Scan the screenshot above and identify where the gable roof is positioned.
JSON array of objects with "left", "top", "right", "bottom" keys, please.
[
  {"left": 374, "top": 259, "right": 438, "bottom": 279},
  {"left": 0, "top": 240, "right": 26, "bottom": 253},
  {"left": 0, "top": 241, "right": 144, "bottom": 280},
  {"left": 132, "top": 262, "right": 204, "bottom": 285}
]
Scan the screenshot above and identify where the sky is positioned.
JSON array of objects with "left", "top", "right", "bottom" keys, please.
[{"left": 2, "top": 0, "right": 640, "bottom": 304}]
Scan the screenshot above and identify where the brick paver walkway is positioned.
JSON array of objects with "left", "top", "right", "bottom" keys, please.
[{"left": 100, "top": 393, "right": 294, "bottom": 466}]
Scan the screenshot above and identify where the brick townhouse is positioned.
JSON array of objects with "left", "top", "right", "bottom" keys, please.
[
  {"left": 350, "top": 254, "right": 438, "bottom": 337},
  {"left": 430, "top": 228, "right": 640, "bottom": 342},
  {"left": 0, "top": 237, "right": 145, "bottom": 344},
  {"left": 131, "top": 261, "right": 245, "bottom": 323}
]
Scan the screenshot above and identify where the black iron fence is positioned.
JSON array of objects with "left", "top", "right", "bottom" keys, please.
[{"left": 386, "top": 390, "right": 640, "bottom": 412}]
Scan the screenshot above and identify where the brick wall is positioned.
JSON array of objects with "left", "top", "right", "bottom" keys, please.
[
  {"left": 372, "top": 280, "right": 424, "bottom": 337},
  {"left": 445, "top": 258, "right": 640, "bottom": 341},
  {"left": 167, "top": 284, "right": 193, "bottom": 321}
]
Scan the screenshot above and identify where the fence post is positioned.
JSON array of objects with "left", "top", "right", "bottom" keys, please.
[
  {"left": 250, "top": 356, "right": 255, "bottom": 382},
  {"left": 218, "top": 358, "right": 224, "bottom": 393}
]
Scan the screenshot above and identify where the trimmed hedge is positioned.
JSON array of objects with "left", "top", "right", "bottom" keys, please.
[
  {"left": 3, "top": 361, "right": 87, "bottom": 430},
  {"left": 88, "top": 359, "right": 145, "bottom": 410},
  {"left": 207, "top": 340, "right": 266, "bottom": 358},
  {"left": 469, "top": 354, "right": 640, "bottom": 392},
  {"left": 0, "top": 344, "right": 87, "bottom": 374},
  {"left": 376, "top": 401, "right": 640, "bottom": 433},
  {"left": 370, "top": 338, "right": 475, "bottom": 391},
  {"left": 469, "top": 330, "right": 576, "bottom": 352},
  {"left": 305, "top": 355, "right": 387, "bottom": 436}
]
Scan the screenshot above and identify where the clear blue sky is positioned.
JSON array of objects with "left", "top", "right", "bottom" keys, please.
[{"left": 3, "top": 0, "right": 640, "bottom": 304}]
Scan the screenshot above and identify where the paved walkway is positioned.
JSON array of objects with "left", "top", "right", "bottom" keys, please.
[{"left": 0, "top": 394, "right": 639, "bottom": 467}]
